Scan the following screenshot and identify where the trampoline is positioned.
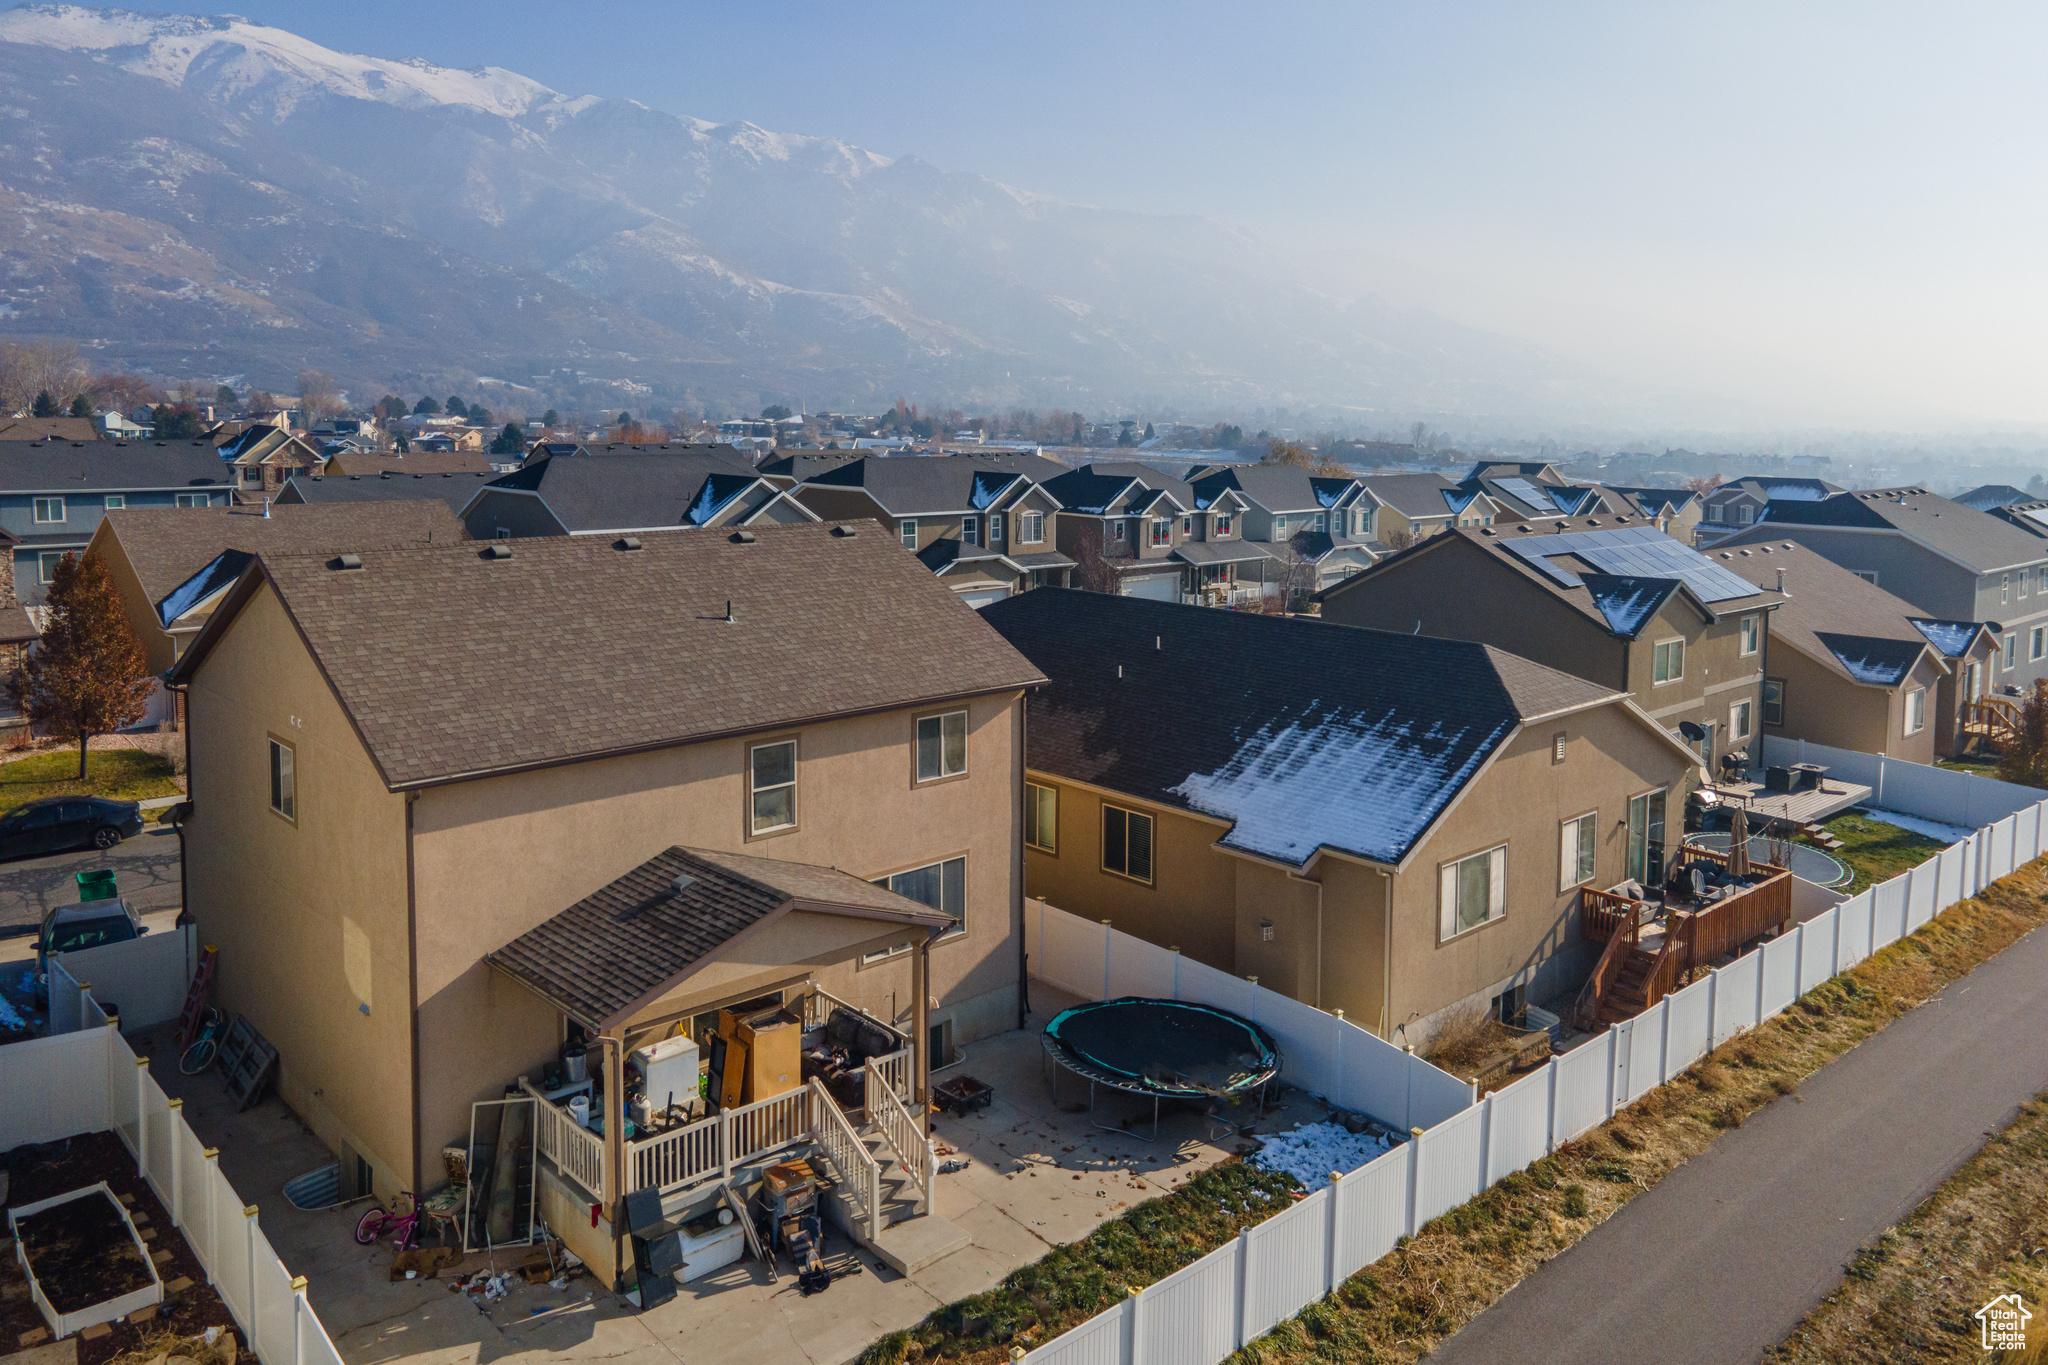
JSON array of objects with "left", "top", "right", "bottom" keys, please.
[
  {"left": 1685, "top": 833, "right": 1851, "bottom": 888},
  {"left": 1041, "top": 997, "right": 1283, "bottom": 1141}
]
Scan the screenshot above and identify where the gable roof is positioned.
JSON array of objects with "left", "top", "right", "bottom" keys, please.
[
  {"left": 474, "top": 449, "right": 772, "bottom": 532},
  {"left": 1186, "top": 464, "right": 1340, "bottom": 514},
  {"left": 1740, "top": 488, "right": 2048, "bottom": 575},
  {"left": 0, "top": 418, "right": 103, "bottom": 442},
  {"left": 1907, "top": 617, "right": 1995, "bottom": 659},
  {"left": 484, "top": 845, "right": 952, "bottom": 1029},
  {"left": 323, "top": 449, "right": 499, "bottom": 476},
  {"left": 0, "top": 440, "right": 231, "bottom": 493},
  {"left": 981, "top": 588, "right": 1635, "bottom": 869},
  {"left": 1952, "top": 484, "right": 2031, "bottom": 511},
  {"left": 1703, "top": 540, "right": 1944, "bottom": 688},
  {"left": 280, "top": 471, "right": 499, "bottom": 513},
  {"left": 170, "top": 521, "right": 1048, "bottom": 790},
  {"left": 1355, "top": 472, "right": 1462, "bottom": 520},
  {"left": 800, "top": 454, "right": 1040, "bottom": 516}
]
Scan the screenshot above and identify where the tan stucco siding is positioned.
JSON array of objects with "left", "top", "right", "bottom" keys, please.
[
  {"left": 1762, "top": 644, "right": 1940, "bottom": 762},
  {"left": 1626, "top": 599, "right": 1765, "bottom": 774},
  {"left": 88, "top": 525, "right": 178, "bottom": 674},
  {"left": 183, "top": 583, "right": 415, "bottom": 1195},
  {"left": 408, "top": 692, "right": 1026, "bottom": 1158}
]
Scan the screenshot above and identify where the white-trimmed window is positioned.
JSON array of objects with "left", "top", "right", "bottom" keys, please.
[
  {"left": 103, "top": 495, "right": 125, "bottom": 510},
  {"left": 915, "top": 710, "right": 967, "bottom": 781},
  {"left": 2002, "top": 574, "right": 2011, "bottom": 605},
  {"left": 2006, "top": 634, "right": 2019, "bottom": 670},
  {"left": 749, "top": 739, "right": 797, "bottom": 833},
  {"left": 961, "top": 516, "right": 979, "bottom": 546},
  {"left": 38, "top": 551, "right": 67, "bottom": 584},
  {"left": 1310, "top": 512, "right": 1326, "bottom": 532},
  {"left": 32, "top": 497, "right": 63, "bottom": 523},
  {"left": 1150, "top": 519, "right": 1171, "bottom": 547},
  {"left": 899, "top": 518, "right": 917, "bottom": 550},
  {"left": 1101, "top": 804, "right": 1153, "bottom": 883},
  {"left": 2023, "top": 572, "right": 2032, "bottom": 599},
  {"left": 1026, "top": 782, "right": 1058, "bottom": 853},
  {"left": 1440, "top": 845, "right": 1505, "bottom": 940},
  {"left": 1018, "top": 511, "right": 1043, "bottom": 544},
  {"left": 2032, "top": 626, "right": 2045, "bottom": 662},
  {"left": 1730, "top": 698, "right": 1753, "bottom": 742},
  {"left": 1653, "top": 638, "right": 1685, "bottom": 684},
  {"left": 1559, "top": 815, "right": 1596, "bottom": 891},
  {"left": 1273, "top": 515, "right": 1288, "bottom": 536},
  {"left": 1851, "top": 570, "right": 1877, "bottom": 584},
  {"left": 1739, "top": 614, "right": 1759, "bottom": 656},
  {"left": 988, "top": 513, "right": 1003, "bottom": 545},
  {"left": 176, "top": 492, "right": 209, "bottom": 509},
  {"left": 268, "top": 738, "right": 296, "bottom": 821},
  {"left": 1736, "top": 505, "right": 1755, "bottom": 524},
  {"left": 1110, "top": 520, "right": 1126, "bottom": 542},
  {"left": 1215, "top": 513, "right": 1233, "bottom": 536},
  {"left": 1706, "top": 503, "right": 1725, "bottom": 523},
  {"left": 863, "top": 856, "right": 967, "bottom": 962},
  {"left": 1904, "top": 687, "right": 1926, "bottom": 736},
  {"left": 1763, "top": 678, "right": 1785, "bottom": 726}
]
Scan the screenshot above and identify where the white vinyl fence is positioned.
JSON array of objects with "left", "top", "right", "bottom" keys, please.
[
  {"left": 1760, "top": 734, "right": 2042, "bottom": 828},
  {"left": 46, "top": 925, "right": 200, "bottom": 1034},
  {"left": 1, "top": 1015, "right": 343, "bottom": 1365},
  {"left": 1026, "top": 905, "right": 1474, "bottom": 1133},
  {"left": 1024, "top": 759, "right": 2045, "bottom": 1365}
]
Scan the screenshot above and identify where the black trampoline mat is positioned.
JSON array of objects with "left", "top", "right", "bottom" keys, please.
[{"left": 1044, "top": 997, "right": 1279, "bottom": 1097}]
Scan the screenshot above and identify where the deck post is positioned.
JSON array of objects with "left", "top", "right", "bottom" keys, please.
[{"left": 914, "top": 930, "right": 932, "bottom": 1138}]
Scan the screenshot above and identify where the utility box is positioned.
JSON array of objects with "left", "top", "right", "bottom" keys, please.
[{"left": 629, "top": 1035, "right": 701, "bottom": 1116}]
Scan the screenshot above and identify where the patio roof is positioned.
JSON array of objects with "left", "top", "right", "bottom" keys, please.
[{"left": 485, "top": 846, "right": 953, "bottom": 1029}]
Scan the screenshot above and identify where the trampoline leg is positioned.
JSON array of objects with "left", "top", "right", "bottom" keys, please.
[{"left": 1086, "top": 1079, "right": 1162, "bottom": 1143}]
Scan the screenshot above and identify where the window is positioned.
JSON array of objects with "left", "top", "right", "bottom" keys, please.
[
  {"left": 494, "top": 527, "right": 511, "bottom": 539},
  {"left": 1905, "top": 687, "right": 1926, "bottom": 736},
  {"left": 1110, "top": 520, "right": 1126, "bottom": 542},
  {"left": 1025, "top": 782, "right": 1058, "bottom": 853},
  {"left": 749, "top": 739, "right": 797, "bottom": 833},
  {"left": 1150, "top": 519, "right": 1171, "bottom": 548},
  {"left": 1730, "top": 698, "right": 1753, "bottom": 742},
  {"left": 1181, "top": 515, "right": 1193, "bottom": 536},
  {"left": 103, "top": 495, "right": 125, "bottom": 511},
  {"left": 988, "top": 513, "right": 1003, "bottom": 545},
  {"left": 2023, "top": 572, "right": 2032, "bottom": 599},
  {"left": 2035, "top": 627, "right": 2046, "bottom": 662},
  {"left": 863, "top": 856, "right": 967, "bottom": 962},
  {"left": 1739, "top": 615, "right": 1759, "bottom": 656},
  {"left": 268, "top": 738, "right": 295, "bottom": 821},
  {"left": 1627, "top": 790, "right": 1666, "bottom": 886},
  {"left": 1851, "top": 570, "right": 1878, "bottom": 584},
  {"left": 1310, "top": 512, "right": 1326, "bottom": 532},
  {"left": 915, "top": 710, "right": 967, "bottom": 781},
  {"left": 2006, "top": 634, "right": 2019, "bottom": 670},
  {"left": 1763, "top": 678, "right": 1785, "bottom": 726},
  {"left": 2002, "top": 574, "right": 2011, "bottom": 605},
  {"left": 1559, "top": 815, "right": 1596, "bottom": 891},
  {"left": 175, "top": 492, "right": 208, "bottom": 509},
  {"left": 1652, "top": 638, "right": 1685, "bottom": 685},
  {"left": 1736, "top": 505, "right": 1754, "bottom": 524},
  {"left": 961, "top": 516, "right": 979, "bottom": 546},
  {"left": 1273, "top": 516, "right": 1287, "bottom": 536},
  {"left": 899, "top": 519, "right": 917, "bottom": 550},
  {"left": 1439, "top": 845, "right": 1505, "bottom": 940},
  {"left": 32, "top": 497, "right": 63, "bottom": 523},
  {"left": 1706, "top": 503, "right": 1725, "bottom": 523},
  {"left": 1101, "top": 804, "right": 1154, "bottom": 883},
  {"left": 1214, "top": 513, "right": 1233, "bottom": 536},
  {"left": 38, "top": 551, "right": 67, "bottom": 584},
  {"left": 1018, "top": 511, "right": 1043, "bottom": 543}
]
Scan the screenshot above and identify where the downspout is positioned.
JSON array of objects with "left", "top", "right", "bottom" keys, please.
[
  {"left": 167, "top": 680, "right": 190, "bottom": 926},
  {"left": 1015, "top": 695, "right": 1030, "bottom": 1029},
  {"left": 404, "top": 791, "right": 422, "bottom": 1200},
  {"left": 1284, "top": 867, "right": 1324, "bottom": 1009},
  {"left": 1378, "top": 869, "right": 1394, "bottom": 1039}
]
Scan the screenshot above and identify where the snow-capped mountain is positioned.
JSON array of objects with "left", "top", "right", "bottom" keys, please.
[{"left": 0, "top": 4, "right": 1617, "bottom": 417}]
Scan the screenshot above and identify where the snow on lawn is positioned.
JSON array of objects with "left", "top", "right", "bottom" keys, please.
[
  {"left": 1863, "top": 808, "right": 1974, "bottom": 845},
  {"left": 1251, "top": 1122, "right": 1395, "bottom": 1192},
  {"left": 0, "top": 992, "right": 22, "bottom": 1031}
]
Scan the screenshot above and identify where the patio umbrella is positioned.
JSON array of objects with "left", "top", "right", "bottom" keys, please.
[{"left": 1728, "top": 803, "right": 1751, "bottom": 879}]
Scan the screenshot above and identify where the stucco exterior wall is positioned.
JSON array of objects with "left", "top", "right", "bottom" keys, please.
[
  {"left": 182, "top": 584, "right": 417, "bottom": 1197},
  {"left": 1625, "top": 598, "right": 1766, "bottom": 772},
  {"left": 462, "top": 490, "right": 567, "bottom": 540},
  {"left": 1764, "top": 645, "right": 1942, "bottom": 762}
]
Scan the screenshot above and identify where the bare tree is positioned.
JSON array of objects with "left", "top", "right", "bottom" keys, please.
[
  {"left": 1685, "top": 474, "right": 1724, "bottom": 496},
  {"left": 297, "top": 371, "right": 342, "bottom": 425},
  {"left": 0, "top": 341, "right": 87, "bottom": 417}
]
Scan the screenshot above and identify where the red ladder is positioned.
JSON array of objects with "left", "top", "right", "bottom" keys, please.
[{"left": 174, "top": 945, "right": 218, "bottom": 1045}]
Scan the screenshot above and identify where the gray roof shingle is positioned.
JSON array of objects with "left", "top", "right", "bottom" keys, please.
[
  {"left": 0, "top": 440, "right": 230, "bottom": 492},
  {"left": 1746, "top": 487, "right": 2048, "bottom": 575}
]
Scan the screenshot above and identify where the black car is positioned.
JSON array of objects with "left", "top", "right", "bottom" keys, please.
[
  {"left": 34, "top": 898, "right": 144, "bottom": 1003},
  {"left": 0, "top": 796, "right": 145, "bottom": 859}
]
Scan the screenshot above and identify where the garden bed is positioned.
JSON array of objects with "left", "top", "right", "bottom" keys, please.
[{"left": 11, "top": 1183, "right": 160, "bottom": 1334}]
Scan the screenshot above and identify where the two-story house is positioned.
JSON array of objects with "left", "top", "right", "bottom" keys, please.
[
  {"left": 167, "top": 522, "right": 1046, "bottom": 1282},
  {"left": 982, "top": 589, "right": 1701, "bottom": 1041},
  {"left": 1353, "top": 473, "right": 1463, "bottom": 547},
  {"left": 1317, "top": 521, "right": 1782, "bottom": 783},
  {"left": 460, "top": 448, "right": 814, "bottom": 541},
  {"left": 792, "top": 455, "right": 1073, "bottom": 607},
  {"left": 1718, "top": 489, "right": 2048, "bottom": 693},
  {"left": 215, "top": 424, "right": 327, "bottom": 498},
  {"left": 1182, "top": 464, "right": 1380, "bottom": 603},
  {"left": 1041, "top": 461, "right": 1249, "bottom": 602},
  {"left": 0, "top": 440, "right": 233, "bottom": 606},
  {"left": 276, "top": 470, "right": 500, "bottom": 514},
  {"left": 1694, "top": 476, "right": 1845, "bottom": 546}
]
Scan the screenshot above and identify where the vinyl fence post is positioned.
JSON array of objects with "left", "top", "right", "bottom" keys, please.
[
  {"left": 1405, "top": 1128, "right": 1422, "bottom": 1236},
  {"left": 1129, "top": 1285, "right": 1147, "bottom": 1364},
  {"left": 1755, "top": 946, "right": 1767, "bottom": 1022},
  {"left": 1234, "top": 1229, "right": 1250, "bottom": 1349},
  {"left": 1326, "top": 1171, "right": 1344, "bottom": 1293},
  {"left": 244, "top": 1204, "right": 260, "bottom": 1340},
  {"left": 1545, "top": 1055, "right": 1560, "bottom": 1153},
  {"left": 1100, "top": 920, "right": 1112, "bottom": 1000},
  {"left": 136, "top": 1056, "right": 151, "bottom": 1181},
  {"left": 1705, "top": 969, "right": 1720, "bottom": 1050},
  {"left": 168, "top": 1098, "right": 185, "bottom": 1226},
  {"left": 1876, "top": 755, "right": 1885, "bottom": 806},
  {"left": 1605, "top": 1028, "right": 1621, "bottom": 1120},
  {"left": 291, "top": 1278, "right": 308, "bottom": 1365},
  {"left": 1479, "top": 1092, "right": 1495, "bottom": 1189},
  {"left": 1171, "top": 946, "right": 1181, "bottom": 1000}
]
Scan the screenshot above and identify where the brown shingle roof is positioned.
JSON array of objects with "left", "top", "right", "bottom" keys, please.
[
  {"left": 101, "top": 502, "right": 469, "bottom": 608},
  {"left": 1707, "top": 540, "right": 1941, "bottom": 687},
  {"left": 323, "top": 449, "right": 500, "bottom": 476},
  {"left": 485, "top": 845, "right": 953, "bottom": 1027},
  {"left": 173, "top": 521, "right": 1048, "bottom": 789}
]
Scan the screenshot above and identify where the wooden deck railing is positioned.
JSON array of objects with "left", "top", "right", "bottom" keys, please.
[
  {"left": 865, "top": 1056, "right": 935, "bottom": 1214},
  {"left": 810, "top": 1078, "right": 882, "bottom": 1242},
  {"left": 521, "top": 1078, "right": 607, "bottom": 1201},
  {"left": 1579, "top": 887, "right": 1642, "bottom": 944},
  {"left": 1965, "top": 696, "right": 2021, "bottom": 745}
]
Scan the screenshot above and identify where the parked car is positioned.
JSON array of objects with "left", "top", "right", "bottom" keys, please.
[
  {"left": 33, "top": 898, "right": 144, "bottom": 1003},
  {"left": 0, "top": 796, "right": 144, "bottom": 859}
]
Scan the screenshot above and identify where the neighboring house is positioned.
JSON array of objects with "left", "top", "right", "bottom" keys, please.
[
  {"left": 1702, "top": 540, "right": 1980, "bottom": 762},
  {"left": 1986, "top": 499, "right": 2048, "bottom": 541},
  {"left": 167, "top": 523, "right": 1047, "bottom": 1283},
  {"left": 1718, "top": 488, "right": 2048, "bottom": 693},
  {"left": 793, "top": 455, "right": 1073, "bottom": 607},
  {"left": 1694, "top": 476, "right": 1845, "bottom": 545},
  {"left": 981, "top": 589, "right": 1701, "bottom": 1041},
  {"left": 0, "top": 417, "right": 103, "bottom": 442},
  {"left": 1182, "top": 464, "right": 1379, "bottom": 604},
  {"left": 321, "top": 449, "right": 498, "bottom": 477},
  {"left": 1317, "top": 521, "right": 1781, "bottom": 781},
  {"left": 88, "top": 501, "right": 468, "bottom": 676},
  {"left": 461, "top": 449, "right": 814, "bottom": 541},
  {"left": 215, "top": 424, "right": 327, "bottom": 497},
  {"left": 0, "top": 440, "right": 233, "bottom": 605},
  {"left": 1603, "top": 487, "right": 1702, "bottom": 542},
  {"left": 1953, "top": 484, "right": 2033, "bottom": 512},
  {"left": 100, "top": 412, "right": 152, "bottom": 439},
  {"left": 1041, "top": 461, "right": 1243, "bottom": 604},
  {"left": 0, "top": 541, "right": 39, "bottom": 733},
  {"left": 1354, "top": 472, "right": 1462, "bottom": 545},
  {"left": 276, "top": 471, "right": 500, "bottom": 514}
]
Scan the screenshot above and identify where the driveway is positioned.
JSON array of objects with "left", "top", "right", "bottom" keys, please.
[
  {"left": 1427, "top": 921, "right": 2048, "bottom": 1365},
  {"left": 0, "top": 822, "right": 181, "bottom": 935}
]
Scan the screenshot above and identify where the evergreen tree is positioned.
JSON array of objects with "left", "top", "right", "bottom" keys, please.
[
  {"left": 413, "top": 396, "right": 440, "bottom": 415},
  {"left": 491, "top": 422, "right": 525, "bottom": 455},
  {"left": 69, "top": 395, "right": 93, "bottom": 418},
  {"left": 617, "top": 412, "right": 631, "bottom": 425},
  {"left": 446, "top": 396, "right": 469, "bottom": 418},
  {"left": 2000, "top": 680, "right": 2048, "bottom": 789},
  {"left": 7, "top": 549, "right": 151, "bottom": 780},
  {"left": 30, "top": 391, "right": 58, "bottom": 417},
  {"left": 215, "top": 384, "right": 239, "bottom": 409},
  {"left": 541, "top": 409, "right": 559, "bottom": 427}
]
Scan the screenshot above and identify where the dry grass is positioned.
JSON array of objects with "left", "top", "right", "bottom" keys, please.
[
  {"left": 1217, "top": 858, "right": 2048, "bottom": 1365},
  {"left": 1419, "top": 1004, "right": 1517, "bottom": 1075},
  {"left": 1766, "top": 1090, "right": 2048, "bottom": 1364}
]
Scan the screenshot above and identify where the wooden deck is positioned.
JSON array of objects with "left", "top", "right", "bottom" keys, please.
[{"left": 1713, "top": 776, "right": 1871, "bottom": 828}]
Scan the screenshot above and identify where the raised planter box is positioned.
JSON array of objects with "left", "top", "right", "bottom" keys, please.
[{"left": 10, "top": 1181, "right": 164, "bottom": 1338}]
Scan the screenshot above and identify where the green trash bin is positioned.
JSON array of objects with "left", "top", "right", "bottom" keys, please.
[{"left": 75, "top": 869, "right": 118, "bottom": 902}]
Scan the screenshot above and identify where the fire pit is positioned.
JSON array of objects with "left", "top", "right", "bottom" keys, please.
[{"left": 9, "top": 1182, "right": 163, "bottom": 1338}]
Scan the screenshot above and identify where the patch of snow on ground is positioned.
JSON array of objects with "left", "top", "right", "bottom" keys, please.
[
  {"left": 1251, "top": 1121, "right": 1394, "bottom": 1192},
  {"left": 1863, "top": 808, "right": 1974, "bottom": 845},
  {"left": 0, "top": 993, "right": 22, "bottom": 1031}
]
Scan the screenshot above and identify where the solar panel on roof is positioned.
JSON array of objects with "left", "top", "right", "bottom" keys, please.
[
  {"left": 1495, "top": 477, "right": 1551, "bottom": 510},
  {"left": 1505, "top": 526, "right": 1760, "bottom": 603}
]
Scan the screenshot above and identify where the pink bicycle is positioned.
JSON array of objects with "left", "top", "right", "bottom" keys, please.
[{"left": 354, "top": 1192, "right": 420, "bottom": 1251}]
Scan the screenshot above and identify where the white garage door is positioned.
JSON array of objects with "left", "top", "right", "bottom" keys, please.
[
  {"left": 1120, "top": 575, "right": 1180, "bottom": 602},
  {"left": 956, "top": 585, "right": 1011, "bottom": 611}
]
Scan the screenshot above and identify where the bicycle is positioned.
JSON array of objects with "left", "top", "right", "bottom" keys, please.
[
  {"left": 355, "top": 1192, "right": 420, "bottom": 1252},
  {"left": 178, "top": 1008, "right": 227, "bottom": 1076}
]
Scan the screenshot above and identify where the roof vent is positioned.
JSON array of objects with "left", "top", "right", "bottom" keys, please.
[
  {"left": 615, "top": 536, "right": 643, "bottom": 551},
  {"left": 1776, "top": 567, "right": 1787, "bottom": 594},
  {"left": 1516, "top": 524, "right": 1532, "bottom": 533},
  {"left": 329, "top": 553, "right": 362, "bottom": 571},
  {"left": 831, "top": 525, "right": 858, "bottom": 538},
  {"left": 730, "top": 529, "right": 756, "bottom": 544},
  {"left": 482, "top": 543, "right": 513, "bottom": 560},
  {"left": 671, "top": 872, "right": 696, "bottom": 896},
  {"left": 1479, "top": 527, "right": 1496, "bottom": 536}
]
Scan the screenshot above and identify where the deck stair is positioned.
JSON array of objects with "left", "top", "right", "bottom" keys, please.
[{"left": 1595, "top": 946, "right": 1661, "bottom": 1026}]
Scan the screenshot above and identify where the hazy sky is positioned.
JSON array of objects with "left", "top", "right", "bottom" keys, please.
[{"left": 137, "top": 2, "right": 2048, "bottom": 427}]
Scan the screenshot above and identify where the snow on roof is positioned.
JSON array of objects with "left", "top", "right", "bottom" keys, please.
[
  {"left": 1814, "top": 632, "right": 1923, "bottom": 686},
  {"left": 1908, "top": 618, "right": 1986, "bottom": 658},
  {"left": 1580, "top": 574, "right": 1679, "bottom": 639}
]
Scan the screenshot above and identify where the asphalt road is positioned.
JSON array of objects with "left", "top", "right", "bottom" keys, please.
[
  {"left": 1429, "top": 921, "right": 2048, "bottom": 1365},
  {"left": 0, "top": 823, "right": 181, "bottom": 935}
]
